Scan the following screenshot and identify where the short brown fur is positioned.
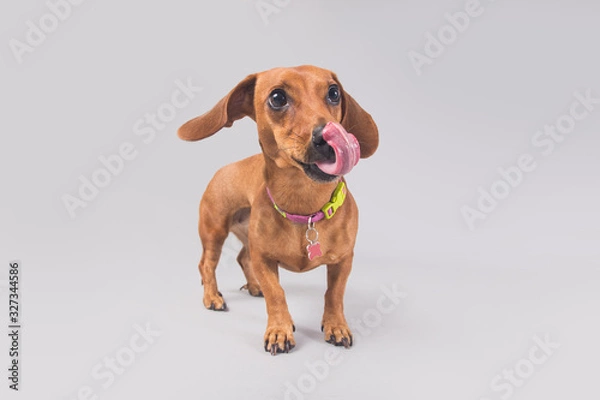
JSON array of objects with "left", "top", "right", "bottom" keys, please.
[{"left": 178, "top": 65, "right": 378, "bottom": 355}]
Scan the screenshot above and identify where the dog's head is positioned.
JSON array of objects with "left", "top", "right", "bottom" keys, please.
[{"left": 178, "top": 65, "right": 378, "bottom": 182}]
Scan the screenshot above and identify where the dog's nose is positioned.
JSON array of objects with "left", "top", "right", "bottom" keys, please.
[
  {"left": 312, "top": 125, "right": 326, "bottom": 146},
  {"left": 312, "top": 125, "right": 335, "bottom": 160}
]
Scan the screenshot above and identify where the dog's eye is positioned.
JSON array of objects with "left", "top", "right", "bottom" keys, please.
[
  {"left": 268, "top": 89, "right": 288, "bottom": 110},
  {"left": 327, "top": 85, "right": 341, "bottom": 104}
]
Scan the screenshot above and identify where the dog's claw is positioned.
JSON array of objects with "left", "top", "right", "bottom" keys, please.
[
  {"left": 283, "top": 340, "right": 295, "bottom": 353},
  {"left": 264, "top": 327, "right": 295, "bottom": 355},
  {"left": 264, "top": 321, "right": 296, "bottom": 355},
  {"left": 270, "top": 344, "right": 279, "bottom": 356},
  {"left": 321, "top": 325, "right": 324, "bottom": 332},
  {"left": 207, "top": 301, "right": 227, "bottom": 311},
  {"left": 292, "top": 324, "right": 296, "bottom": 332},
  {"left": 323, "top": 326, "right": 353, "bottom": 348},
  {"left": 341, "top": 337, "right": 350, "bottom": 349},
  {"left": 240, "top": 284, "right": 263, "bottom": 297},
  {"left": 266, "top": 342, "right": 295, "bottom": 355}
]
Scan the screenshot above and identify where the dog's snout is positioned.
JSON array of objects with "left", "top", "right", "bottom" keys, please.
[
  {"left": 311, "top": 124, "right": 334, "bottom": 161},
  {"left": 312, "top": 125, "right": 326, "bottom": 146}
]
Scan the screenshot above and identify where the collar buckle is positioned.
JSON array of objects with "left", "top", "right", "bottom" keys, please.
[{"left": 321, "top": 181, "right": 347, "bottom": 220}]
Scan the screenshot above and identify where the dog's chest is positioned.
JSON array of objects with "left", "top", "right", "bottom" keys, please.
[{"left": 267, "top": 220, "right": 354, "bottom": 271}]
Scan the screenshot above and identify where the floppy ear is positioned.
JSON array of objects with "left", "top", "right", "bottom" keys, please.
[
  {"left": 177, "top": 74, "right": 257, "bottom": 141},
  {"left": 339, "top": 87, "right": 379, "bottom": 159}
]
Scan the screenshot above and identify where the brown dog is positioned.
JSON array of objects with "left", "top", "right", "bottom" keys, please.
[{"left": 177, "top": 65, "right": 378, "bottom": 355}]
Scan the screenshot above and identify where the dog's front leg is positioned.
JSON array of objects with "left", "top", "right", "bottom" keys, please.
[
  {"left": 253, "top": 255, "right": 296, "bottom": 355},
  {"left": 322, "top": 256, "right": 353, "bottom": 348}
]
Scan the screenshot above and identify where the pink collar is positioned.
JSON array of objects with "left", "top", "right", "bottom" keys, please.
[{"left": 265, "top": 180, "right": 347, "bottom": 225}]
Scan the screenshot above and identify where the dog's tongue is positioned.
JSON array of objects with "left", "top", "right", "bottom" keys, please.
[{"left": 315, "top": 122, "right": 360, "bottom": 176}]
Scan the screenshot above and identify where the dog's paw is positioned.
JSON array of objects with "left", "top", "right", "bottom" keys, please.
[
  {"left": 203, "top": 291, "right": 227, "bottom": 311},
  {"left": 321, "top": 321, "right": 353, "bottom": 349},
  {"left": 263, "top": 323, "right": 296, "bottom": 355},
  {"left": 239, "top": 283, "right": 263, "bottom": 297}
]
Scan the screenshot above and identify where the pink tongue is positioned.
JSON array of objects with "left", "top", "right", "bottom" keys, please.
[{"left": 315, "top": 122, "right": 361, "bottom": 176}]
